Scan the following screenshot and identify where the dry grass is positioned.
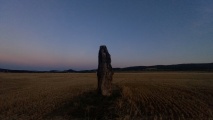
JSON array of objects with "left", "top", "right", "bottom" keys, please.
[{"left": 0, "top": 72, "right": 213, "bottom": 119}]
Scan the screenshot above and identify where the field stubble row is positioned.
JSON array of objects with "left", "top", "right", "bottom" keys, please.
[{"left": 0, "top": 72, "right": 213, "bottom": 119}]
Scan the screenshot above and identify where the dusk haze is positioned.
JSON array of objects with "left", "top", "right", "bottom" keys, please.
[{"left": 0, "top": 0, "right": 213, "bottom": 70}]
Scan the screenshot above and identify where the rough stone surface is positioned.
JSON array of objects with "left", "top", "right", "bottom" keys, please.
[{"left": 97, "top": 45, "right": 113, "bottom": 96}]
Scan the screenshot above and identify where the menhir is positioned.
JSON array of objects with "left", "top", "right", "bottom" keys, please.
[{"left": 97, "top": 45, "right": 113, "bottom": 96}]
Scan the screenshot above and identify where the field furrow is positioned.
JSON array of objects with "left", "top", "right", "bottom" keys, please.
[{"left": 0, "top": 73, "right": 213, "bottom": 119}]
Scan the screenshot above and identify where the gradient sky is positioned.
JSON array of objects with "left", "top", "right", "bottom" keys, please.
[{"left": 0, "top": 0, "right": 213, "bottom": 70}]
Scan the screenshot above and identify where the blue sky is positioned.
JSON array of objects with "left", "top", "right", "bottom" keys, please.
[{"left": 0, "top": 0, "right": 213, "bottom": 70}]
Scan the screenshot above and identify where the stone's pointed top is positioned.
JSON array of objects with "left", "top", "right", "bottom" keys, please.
[
  {"left": 99, "top": 45, "right": 108, "bottom": 53},
  {"left": 100, "top": 45, "right": 107, "bottom": 49},
  {"left": 99, "top": 45, "right": 109, "bottom": 53}
]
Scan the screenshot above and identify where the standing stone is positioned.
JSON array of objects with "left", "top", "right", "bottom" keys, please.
[{"left": 97, "top": 45, "right": 113, "bottom": 96}]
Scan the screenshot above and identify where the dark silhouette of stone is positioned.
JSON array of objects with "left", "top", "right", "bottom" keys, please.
[{"left": 97, "top": 45, "right": 113, "bottom": 96}]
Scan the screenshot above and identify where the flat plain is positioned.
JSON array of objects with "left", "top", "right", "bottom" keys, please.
[{"left": 0, "top": 72, "right": 213, "bottom": 119}]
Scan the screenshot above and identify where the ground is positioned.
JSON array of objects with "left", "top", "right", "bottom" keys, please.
[{"left": 0, "top": 72, "right": 213, "bottom": 119}]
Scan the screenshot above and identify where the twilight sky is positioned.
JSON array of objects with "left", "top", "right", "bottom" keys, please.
[{"left": 0, "top": 0, "right": 213, "bottom": 70}]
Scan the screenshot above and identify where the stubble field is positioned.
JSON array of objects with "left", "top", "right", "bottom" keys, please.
[{"left": 0, "top": 72, "right": 213, "bottom": 119}]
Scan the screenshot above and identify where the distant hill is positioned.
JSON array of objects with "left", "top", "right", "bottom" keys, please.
[
  {"left": 0, "top": 63, "right": 213, "bottom": 73},
  {"left": 0, "top": 68, "right": 76, "bottom": 73},
  {"left": 0, "top": 68, "right": 44, "bottom": 73},
  {"left": 113, "top": 63, "right": 213, "bottom": 72},
  {"left": 62, "top": 69, "right": 76, "bottom": 73}
]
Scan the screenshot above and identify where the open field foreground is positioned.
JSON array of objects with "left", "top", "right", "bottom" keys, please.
[{"left": 0, "top": 73, "right": 213, "bottom": 120}]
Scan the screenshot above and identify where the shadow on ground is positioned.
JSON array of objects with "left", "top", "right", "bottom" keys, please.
[{"left": 46, "top": 85, "right": 121, "bottom": 119}]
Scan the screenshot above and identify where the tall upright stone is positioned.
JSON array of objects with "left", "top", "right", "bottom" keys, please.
[{"left": 97, "top": 45, "right": 113, "bottom": 96}]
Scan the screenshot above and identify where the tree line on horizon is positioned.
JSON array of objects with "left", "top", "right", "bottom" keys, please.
[{"left": 0, "top": 63, "right": 213, "bottom": 73}]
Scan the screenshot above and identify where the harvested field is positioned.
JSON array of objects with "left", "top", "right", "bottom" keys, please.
[{"left": 0, "top": 72, "right": 213, "bottom": 119}]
